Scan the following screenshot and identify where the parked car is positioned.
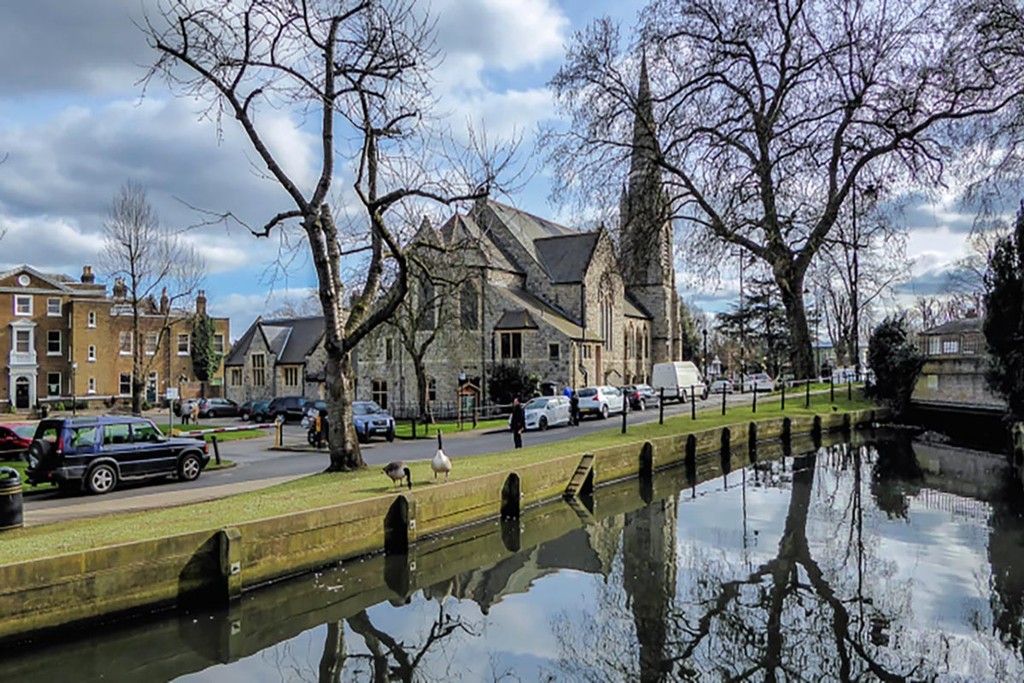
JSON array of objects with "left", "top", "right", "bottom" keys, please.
[
  {"left": 709, "top": 379, "right": 734, "bottom": 394},
  {"left": 243, "top": 400, "right": 272, "bottom": 422},
  {"left": 576, "top": 386, "right": 626, "bottom": 420},
  {"left": 352, "top": 401, "right": 395, "bottom": 443},
  {"left": 620, "top": 384, "right": 659, "bottom": 410},
  {"left": 267, "top": 396, "right": 310, "bottom": 422},
  {"left": 509, "top": 396, "right": 571, "bottom": 431},
  {"left": 0, "top": 423, "right": 34, "bottom": 461},
  {"left": 651, "top": 361, "right": 708, "bottom": 401},
  {"left": 742, "top": 373, "right": 776, "bottom": 392},
  {"left": 198, "top": 398, "right": 239, "bottom": 418},
  {"left": 25, "top": 415, "right": 210, "bottom": 495}
]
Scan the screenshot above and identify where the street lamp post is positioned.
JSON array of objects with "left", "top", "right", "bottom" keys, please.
[{"left": 71, "top": 363, "right": 78, "bottom": 417}]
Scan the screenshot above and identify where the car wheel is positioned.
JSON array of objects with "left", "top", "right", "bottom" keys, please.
[
  {"left": 241, "top": 411, "right": 250, "bottom": 421},
  {"left": 179, "top": 452, "right": 203, "bottom": 482},
  {"left": 86, "top": 463, "right": 118, "bottom": 495},
  {"left": 638, "top": 399, "right": 645, "bottom": 411},
  {"left": 307, "top": 429, "right": 318, "bottom": 446},
  {"left": 358, "top": 430, "right": 369, "bottom": 444},
  {"left": 600, "top": 404, "right": 609, "bottom": 419},
  {"left": 386, "top": 429, "right": 395, "bottom": 443},
  {"left": 539, "top": 416, "right": 548, "bottom": 431}
]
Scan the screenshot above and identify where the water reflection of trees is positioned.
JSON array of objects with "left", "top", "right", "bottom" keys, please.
[{"left": 548, "top": 446, "right": 995, "bottom": 681}]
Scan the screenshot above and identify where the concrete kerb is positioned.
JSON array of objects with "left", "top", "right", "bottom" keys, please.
[{"left": 0, "top": 406, "right": 884, "bottom": 644}]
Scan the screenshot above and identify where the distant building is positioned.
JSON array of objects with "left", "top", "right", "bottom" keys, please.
[
  {"left": 0, "top": 264, "right": 228, "bottom": 410},
  {"left": 912, "top": 316, "right": 1004, "bottom": 412},
  {"left": 222, "top": 316, "right": 327, "bottom": 403}
]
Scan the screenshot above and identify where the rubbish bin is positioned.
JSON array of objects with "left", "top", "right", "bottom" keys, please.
[{"left": 0, "top": 467, "right": 24, "bottom": 531}]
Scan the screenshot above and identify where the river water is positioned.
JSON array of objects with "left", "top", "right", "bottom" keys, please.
[{"left": 2, "top": 429, "right": 1024, "bottom": 682}]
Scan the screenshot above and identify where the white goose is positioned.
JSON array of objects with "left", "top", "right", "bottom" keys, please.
[{"left": 431, "top": 431, "right": 452, "bottom": 483}]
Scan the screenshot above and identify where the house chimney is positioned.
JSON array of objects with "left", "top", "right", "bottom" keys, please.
[
  {"left": 196, "top": 289, "right": 207, "bottom": 316},
  {"left": 160, "top": 287, "right": 169, "bottom": 315},
  {"left": 81, "top": 265, "right": 95, "bottom": 284},
  {"left": 112, "top": 277, "right": 127, "bottom": 300}
]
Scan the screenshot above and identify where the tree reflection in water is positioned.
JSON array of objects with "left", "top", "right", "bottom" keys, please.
[{"left": 549, "top": 441, "right": 1022, "bottom": 681}]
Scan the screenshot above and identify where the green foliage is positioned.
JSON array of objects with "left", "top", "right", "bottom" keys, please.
[
  {"left": 190, "top": 313, "right": 221, "bottom": 384},
  {"left": 866, "top": 316, "right": 923, "bottom": 416},
  {"left": 488, "top": 364, "right": 540, "bottom": 406},
  {"left": 679, "top": 300, "right": 702, "bottom": 362},
  {"left": 983, "top": 207, "right": 1024, "bottom": 421},
  {"left": 715, "top": 277, "right": 792, "bottom": 376}
]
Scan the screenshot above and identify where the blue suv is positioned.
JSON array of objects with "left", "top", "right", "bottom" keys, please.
[
  {"left": 26, "top": 415, "right": 210, "bottom": 495},
  {"left": 353, "top": 401, "right": 395, "bottom": 443}
]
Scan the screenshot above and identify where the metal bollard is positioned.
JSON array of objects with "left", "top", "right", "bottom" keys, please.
[
  {"left": 721, "top": 384, "right": 727, "bottom": 415},
  {"left": 275, "top": 415, "right": 284, "bottom": 448},
  {"left": 412, "top": 417, "right": 417, "bottom": 440},
  {"left": 781, "top": 381, "right": 786, "bottom": 411},
  {"left": 691, "top": 386, "right": 696, "bottom": 420},
  {"left": 848, "top": 376, "right": 853, "bottom": 400},
  {"left": 830, "top": 376, "right": 835, "bottom": 402},
  {"left": 211, "top": 435, "right": 221, "bottom": 465},
  {"left": 621, "top": 403, "right": 627, "bottom": 434},
  {"left": 752, "top": 386, "right": 757, "bottom": 413},
  {"left": 659, "top": 387, "right": 665, "bottom": 425},
  {"left": 805, "top": 379, "right": 810, "bottom": 408}
]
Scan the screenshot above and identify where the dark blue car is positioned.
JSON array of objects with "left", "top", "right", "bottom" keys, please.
[{"left": 26, "top": 415, "right": 210, "bottom": 495}]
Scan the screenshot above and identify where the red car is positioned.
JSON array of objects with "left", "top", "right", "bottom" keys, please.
[{"left": 0, "top": 423, "right": 34, "bottom": 461}]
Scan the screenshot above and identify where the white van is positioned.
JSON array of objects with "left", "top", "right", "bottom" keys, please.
[{"left": 651, "top": 361, "right": 708, "bottom": 402}]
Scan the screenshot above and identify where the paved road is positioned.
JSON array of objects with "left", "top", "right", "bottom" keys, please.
[{"left": 21, "top": 390, "right": 797, "bottom": 525}]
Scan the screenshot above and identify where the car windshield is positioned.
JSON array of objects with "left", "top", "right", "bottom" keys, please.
[
  {"left": 12, "top": 425, "right": 35, "bottom": 438},
  {"left": 353, "top": 402, "right": 382, "bottom": 415},
  {"left": 525, "top": 398, "right": 549, "bottom": 409},
  {"left": 578, "top": 388, "right": 597, "bottom": 397}
]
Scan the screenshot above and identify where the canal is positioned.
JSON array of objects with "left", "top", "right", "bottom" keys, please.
[{"left": 2, "top": 428, "right": 1023, "bottom": 681}]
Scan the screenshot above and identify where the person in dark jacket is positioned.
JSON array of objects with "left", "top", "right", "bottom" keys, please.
[
  {"left": 317, "top": 409, "right": 330, "bottom": 448},
  {"left": 510, "top": 397, "right": 526, "bottom": 449},
  {"left": 569, "top": 390, "right": 580, "bottom": 427}
]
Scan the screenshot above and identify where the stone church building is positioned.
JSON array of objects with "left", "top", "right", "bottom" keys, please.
[{"left": 355, "top": 65, "right": 685, "bottom": 410}]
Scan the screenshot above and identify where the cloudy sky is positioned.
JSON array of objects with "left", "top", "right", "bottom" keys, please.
[{"left": 0, "top": 0, "right": 988, "bottom": 339}]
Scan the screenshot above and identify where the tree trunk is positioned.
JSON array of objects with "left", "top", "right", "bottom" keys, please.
[
  {"left": 413, "top": 355, "right": 429, "bottom": 425},
  {"left": 325, "top": 350, "right": 364, "bottom": 471},
  {"left": 132, "top": 323, "right": 143, "bottom": 415},
  {"left": 318, "top": 621, "right": 345, "bottom": 683},
  {"left": 774, "top": 263, "right": 814, "bottom": 379}
]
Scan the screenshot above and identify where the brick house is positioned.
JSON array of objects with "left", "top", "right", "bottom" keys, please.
[{"left": 0, "top": 264, "right": 229, "bottom": 411}]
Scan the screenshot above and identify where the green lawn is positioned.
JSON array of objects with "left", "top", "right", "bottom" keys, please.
[
  {"left": 0, "top": 391, "right": 874, "bottom": 565},
  {"left": 156, "top": 424, "right": 268, "bottom": 442},
  {"left": 394, "top": 417, "right": 509, "bottom": 439}
]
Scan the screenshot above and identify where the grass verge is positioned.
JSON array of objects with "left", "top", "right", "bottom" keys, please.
[
  {"left": 0, "top": 459, "right": 235, "bottom": 496},
  {"left": 0, "top": 392, "right": 874, "bottom": 565},
  {"left": 394, "top": 417, "right": 509, "bottom": 439}
]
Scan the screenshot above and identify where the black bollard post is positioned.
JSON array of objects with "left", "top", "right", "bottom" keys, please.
[
  {"left": 412, "top": 417, "right": 417, "bottom": 440},
  {"left": 830, "top": 375, "right": 834, "bottom": 403},
  {"left": 659, "top": 387, "right": 665, "bottom": 425},
  {"left": 848, "top": 376, "right": 852, "bottom": 400},
  {"left": 721, "top": 383, "right": 727, "bottom": 416},
  {"left": 621, "top": 402, "right": 627, "bottom": 434},
  {"left": 781, "top": 381, "right": 786, "bottom": 411},
  {"left": 805, "top": 378, "right": 810, "bottom": 408},
  {"left": 752, "top": 386, "right": 757, "bottom": 413},
  {"left": 211, "top": 435, "right": 221, "bottom": 465},
  {"left": 691, "top": 386, "right": 696, "bottom": 420}
]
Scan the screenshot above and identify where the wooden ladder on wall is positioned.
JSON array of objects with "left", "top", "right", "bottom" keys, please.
[{"left": 564, "top": 453, "right": 595, "bottom": 499}]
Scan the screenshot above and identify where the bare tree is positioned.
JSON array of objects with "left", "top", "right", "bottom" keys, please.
[
  {"left": 546, "top": 0, "right": 1024, "bottom": 377},
  {"left": 142, "top": 0, "right": 514, "bottom": 470},
  {"left": 98, "top": 181, "right": 204, "bottom": 414}
]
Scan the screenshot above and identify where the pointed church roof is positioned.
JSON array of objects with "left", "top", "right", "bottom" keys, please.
[{"left": 534, "top": 232, "right": 600, "bottom": 284}]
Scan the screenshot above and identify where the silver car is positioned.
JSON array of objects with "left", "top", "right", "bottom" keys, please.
[{"left": 576, "top": 385, "right": 626, "bottom": 420}]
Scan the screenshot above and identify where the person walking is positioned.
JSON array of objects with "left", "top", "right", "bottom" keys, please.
[
  {"left": 317, "top": 409, "right": 330, "bottom": 448},
  {"left": 569, "top": 390, "right": 580, "bottom": 427},
  {"left": 510, "top": 397, "right": 526, "bottom": 449},
  {"left": 191, "top": 401, "right": 200, "bottom": 425},
  {"left": 180, "top": 401, "right": 189, "bottom": 425}
]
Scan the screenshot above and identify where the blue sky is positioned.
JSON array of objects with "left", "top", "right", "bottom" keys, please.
[{"left": 0, "top": 0, "right": 988, "bottom": 339}]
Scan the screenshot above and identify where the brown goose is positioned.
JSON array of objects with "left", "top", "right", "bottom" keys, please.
[{"left": 383, "top": 461, "right": 412, "bottom": 489}]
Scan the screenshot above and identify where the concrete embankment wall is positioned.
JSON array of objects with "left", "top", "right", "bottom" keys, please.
[{"left": 0, "top": 408, "right": 886, "bottom": 643}]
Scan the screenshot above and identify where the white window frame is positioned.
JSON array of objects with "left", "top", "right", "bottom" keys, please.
[
  {"left": 177, "top": 333, "right": 190, "bottom": 356},
  {"left": 88, "top": 345, "right": 97, "bottom": 362},
  {"left": 47, "top": 372, "right": 62, "bottom": 397},
  {"left": 214, "top": 334, "right": 225, "bottom": 355},
  {"left": 145, "top": 331, "right": 159, "bottom": 356},
  {"left": 14, "top": 295, "right": 32, "bottom": 316},
  {"left": 47, "top": 297, "right": 61, "bottom": 317},
  {"left": 119, "top": 331, "right": 133, "bottom": 355},
  {"left": 87, "top": 311, "right": 96, "bottom": 328},
  {"left": 14, "top": 329, "right": 31, "bottom": 353},
  {"left": 119, "top": 373, "right": 132, "bottom": 396},
  {"left": 87, "top": 377, "right": 96, "bottom": 394},
  {"left": 47, "top": 330, "right": 62, "bottom": 356}
]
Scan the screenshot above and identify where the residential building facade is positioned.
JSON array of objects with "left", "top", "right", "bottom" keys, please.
[
  {"left": 222, "top": 316, "right": 327, "bottom": 403},
  {"left": 0, "top": 265, "right": 229, "bottom": 410}
]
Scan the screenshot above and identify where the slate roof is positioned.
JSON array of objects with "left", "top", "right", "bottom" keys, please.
[
  {"left": 494, "top": 310, "right": 538, "bottom": 330},
  {"left": 439, "top": 213, "right": 519, "bottom": 273},
  {"left": 921, "top": 317, "right": 983, "bottom": 336},
  {"left": 492, "top": 286, "right": 603, "bottom": 342},
  {"left": 224, "top": 316, "right": 325, "bottom": 366},
  {"left": 486, "top": 200, "right": 578, "bottom": 267},
  {"left": 534, "top": 233, "right": 600, "bottom": 284}
]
